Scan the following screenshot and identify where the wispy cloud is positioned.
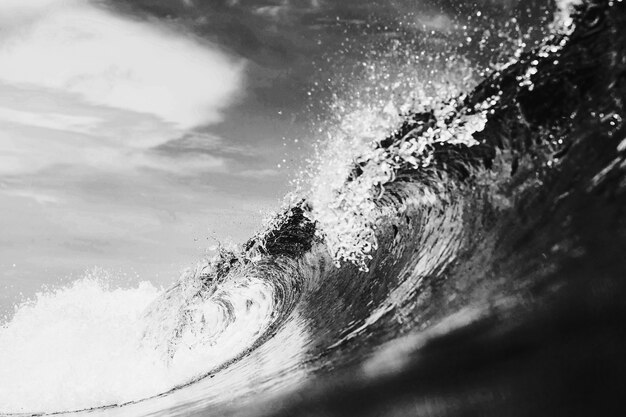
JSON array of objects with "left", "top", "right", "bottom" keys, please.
[
  {"left": 239, "top": 168, "right": 281, "bottom": 179},
  {"left": 0, "top": 0, "right": 245, "bottom": 177}
]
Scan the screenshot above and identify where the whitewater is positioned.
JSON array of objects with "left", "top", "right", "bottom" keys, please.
[{"left": 2, "top": 0, "right": 625, "bottom": 415}]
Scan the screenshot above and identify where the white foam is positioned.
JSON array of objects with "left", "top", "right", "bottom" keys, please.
[
  {"left": 0, "top": 277, "right": 165, "bottom": 413},
  {"left": 0, "top": 266, "right": 276, "bottom": 414}
]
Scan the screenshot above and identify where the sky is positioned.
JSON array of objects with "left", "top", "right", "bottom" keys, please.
[{"left": 0, "top": 0, "right": 553, "bottom": 317}]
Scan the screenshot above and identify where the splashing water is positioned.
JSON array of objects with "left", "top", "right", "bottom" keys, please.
[
  {"left": 140, "top": 257, "right": 277, "bottom": 367},
  {"left": 0, "top": 265, "right": 277, "bottom": 414},
  {"left": 304, "top": 0, "right": 591, "bottom": 270},
  {"left": 0, "top": 276, "right": 165, "bottom": 413},
  {"left": 306, "top": 50, "right": 489, "bottom": 270},
  {"left": 554, "top": 0, "right": 585, "bottom": 32}
]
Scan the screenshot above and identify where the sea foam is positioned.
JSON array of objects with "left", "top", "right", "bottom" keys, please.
[{"left": 0, "top": 266, "right": 275, "bottom": 414}]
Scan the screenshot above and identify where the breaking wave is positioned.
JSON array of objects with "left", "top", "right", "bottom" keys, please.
[{"left": 1, "top": 0, "right": 625, "bottom": 415}]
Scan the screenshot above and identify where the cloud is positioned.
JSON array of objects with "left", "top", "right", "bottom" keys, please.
[
  {"left": 1, "top": 188, "right": 63, "bottom": 205},
  {"left": 0, "top": 0, "right": 244, "bottom": 130},
  {"left": 0, "top": 0, "right": 245, "bottom": 177},
  {"left": 238, "top": 168, "right": 281, "bottom": 179},
  {"left": 412, "top": 12, "right": 455, "bottom": 33}
]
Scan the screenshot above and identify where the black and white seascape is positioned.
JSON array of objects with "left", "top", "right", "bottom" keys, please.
[{"left": 0, "top": 0, "right": 625, "bottom": 416}]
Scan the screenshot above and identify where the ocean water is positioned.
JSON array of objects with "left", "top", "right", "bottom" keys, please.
[{"left": 2, "top": 0, "right": 626, "bottom": 415}]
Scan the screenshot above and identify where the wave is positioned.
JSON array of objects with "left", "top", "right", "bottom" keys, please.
[{"left": 1, "top": 0, "right": 625, "bottom": 415}]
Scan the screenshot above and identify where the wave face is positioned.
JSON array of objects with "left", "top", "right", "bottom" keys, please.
[{"left": 2, "top": 0, "right": 626, "bottom": 415}]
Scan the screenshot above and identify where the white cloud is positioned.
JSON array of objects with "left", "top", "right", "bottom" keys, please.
[
  {"left": 0, "top": 0, "right": 244, "bottom": 130},
  {"left": 0, "top": 0, "right": 245, "bottom": 177}
]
